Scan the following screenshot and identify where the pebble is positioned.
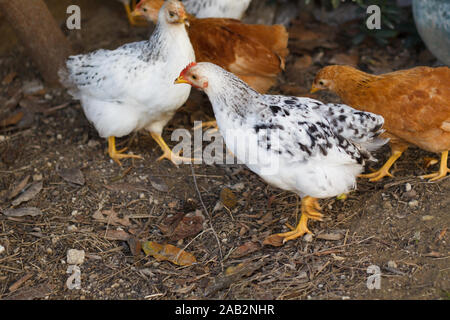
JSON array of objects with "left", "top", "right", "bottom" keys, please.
[
  {"left": 33, "top": 173, "right": 43, "bottom": 181},
  {"left": 303, "top": 233, "right": 313, "bottom": 242},
  {"left": 387, "top": 260, "right": 397, "bottom": 269},
  {"left": 46, "top": 248, "right": 53, "bottom": 254},
  {"left": 408, "top": 200, "right": 419, "bottom": 208},
  {"left": 67, "top": 249, "right": 85, "bottom": 265},
  {"left": 405, "top": 183, "right": 412, "bottom": 192},
  {"left": 56, "top": 134, "right": 63, "bottom": 140},
  {"left": 67, "top": 225, "right": 78, "bottom": 232},
  {"left": 0, "top": 244, "right": 5, "bottom": 254},
  {"left": 87, "top": 139, "right": 100, "bottom": 148}
]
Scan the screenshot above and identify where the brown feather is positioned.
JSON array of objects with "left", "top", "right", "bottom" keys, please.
[
  {"left": 134, "top": 0, "right": 289, "bottom": 93},
  {"left": 313, "top": 65, "right": 450, "bottom": 154}
]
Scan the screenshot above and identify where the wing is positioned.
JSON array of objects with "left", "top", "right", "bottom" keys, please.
[
  {"left": 63, "top": 41, "right": 155, "bottom": 101},
  {"left": 253, "top": 95, "right": 369, "bottom": 165},
  {"left": 310, "top": 101, "right": 386, "bottom": 151}
]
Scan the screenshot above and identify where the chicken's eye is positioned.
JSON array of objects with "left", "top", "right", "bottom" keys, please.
[
  {"left": 319, "top": 80, "right": 325, "bottom": 86},
  {"left": 143, "top": 7, "right": 147, "bottom": 12},
  {"left": 169, "top": 11, "right": 175, "bottom": 17},
  {"left": 192, "top": 75, "right": 197, "bottom": 80}
]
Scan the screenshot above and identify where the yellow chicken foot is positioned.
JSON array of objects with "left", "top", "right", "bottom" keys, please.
[
  {"left": 123, "top": 0, "right": 148, "bottom": 27},
  {"left": 150, "top": 132, "right": 198, "bottom": 166},
  {"left": 359, "top": 150, "right": 404, "bottom": 182},
  {"left": 276, "top": 196, "right": 323, "bottom": 243},
  {"left": 108, "top": 136, "right": 143, "bottom": 166},
  {"left": 193, "top": 120, "right": 218, "bottom": 132},
  {"left": 420, "top": 151, "right": 449, "bottom": 182}
]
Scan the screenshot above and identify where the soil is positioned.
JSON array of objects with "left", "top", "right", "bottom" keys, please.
[{"left": 0, "top": 0, "right": 448, "bottom": 300}]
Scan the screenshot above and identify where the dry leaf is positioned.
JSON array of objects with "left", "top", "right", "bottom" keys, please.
[
  {"left": 220, "top": 187, "right": 237, "bottom": 209},
  {"left": 263, "top": 234, "right": 284, "bottom": 247},
  {"left": 93, "top": 209, "right": 131, "bottom": 227},
  {"left": 58, "top": 168, "right": 85, "bottom": 186},
  {"left": 230, "top": 241, "right": 261, "bottom": 258},
  {"left": 127, "top": 237, "right": 142, "bottom": 256},
  {"left": 2, "top": 207, "right": 43, "bottom": 217},
  {"left": 8, "top": 175, "right": 30, "bottom": 199},
  {"left": 12, "top": 181, "right": 43, "bottom": 206},
  {"left": 102, "top": 229, "right": 130, "bottom": 241},
  {"left": 142, "top": 241, "right": 197, "bottom": 266},
  {"left": 0, "top": 112, "right": 24, "bottom": 128},
  {"left": 160, "top": 212, "right": 204, "bottom": 241}
]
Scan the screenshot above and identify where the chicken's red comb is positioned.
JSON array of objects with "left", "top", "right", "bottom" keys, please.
[
  {"left": 180, "top": 62, "right": 197, "bottom": 77},
  {"left": 135, "top": 0, "right": 144, "bottom": 9}
]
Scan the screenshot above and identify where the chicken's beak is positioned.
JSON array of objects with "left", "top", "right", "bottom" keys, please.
[
  {"left": 184, "top": 19, "right": 190, "bottom": 27},
  {"left": 174, "top": 75, "right": 190, "bottom": 85},
  {"left": 131, "top": 9, "right": 142, "bottom": 17},
  {"left": 310, "top": 85, "right": 319, "bottom": 94}
]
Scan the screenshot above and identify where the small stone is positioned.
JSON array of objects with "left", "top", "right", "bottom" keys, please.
[
  {"left": 303, "top": 233, "right": 313, "bottom": 242},
  {"left": 408, "top": 200, "right": 419, "bottom": 208},
  {"left": 87, "top": 140, "right": 100, "bottom": 148},
  {"left": 67, "top": 249, "right": 85, "bottom": 265},
  {"left": 405, "top": 183, "right": 412, "bottom": 192},
  {"left": 139, "top": 193, "right": 145, "bottom": 199},
  {"left": 46, "top": 248, "right": 53, "bottom": 254},
  {"left": 33, "top": 174, "right": 43, "bottom": 181},
  {"left": 67, "top": 225, "right": 78, "bottom": 232},
  {"left": 387, "top": 260, "right": 397, "bottom": 269},
  {"left": 0, "top": 244, "right": 5, "bottom": 254},
  {"left": 71, "top": 210, "right": 79, "bottom": 216},
  {"left": 56, "top": 134, "right": 63, "bottom": 140}
]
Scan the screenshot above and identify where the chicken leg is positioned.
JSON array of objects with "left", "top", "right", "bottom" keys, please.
[
  {"left": 420, "top": 151, "right": 449, "bottom": 181},
  {"left": 150, "top": 132, "right": 197, "bottom": 165},
  {"left": 193, "top": 120, "right": 218, "bottom": 132},
  {"left": 122, "top": 0, "right": 148, "bottom": 27},
  {"left": 108, "top": 136, "right": 143, "bottom": 166},
  {"left": 360, "top": 142, "right": 408, "bottom": 182},
  {"left": 275, "top": 196, "right": 323, "bottom": 243}
]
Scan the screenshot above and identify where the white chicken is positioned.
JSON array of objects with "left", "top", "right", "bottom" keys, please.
[
  {"left": 181, "top": 0, "right": 251, "bottom": 19},
  {"left": 175, "top": 62, "right": 387, "bottom": 244},
  {"left": 60, "top": 0, "right": 195, "bottom": 165}
]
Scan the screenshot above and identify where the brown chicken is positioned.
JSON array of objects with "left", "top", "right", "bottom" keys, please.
[
  {"left": 311, "top": 65, "right": 450, "bottom": 181},
  {"left": 132, "top": 0, "right": 288, "bottom": 94}
]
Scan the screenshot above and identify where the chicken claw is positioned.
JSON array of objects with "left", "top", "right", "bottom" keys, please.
[
  {"left": 275, "top": 197, "right": 323, "bottom": 243},
  {"left": 108, "top": 136, "right": 143, "bottom": 166},
  {"left": 359, "top": 150, "right": 404, "bottom": 182},
  {"left": 420, "top": 151, "right": 449, "bottom": 182},
  {"left": 150, "top": 132, "right": 199, "bottom": 166}
]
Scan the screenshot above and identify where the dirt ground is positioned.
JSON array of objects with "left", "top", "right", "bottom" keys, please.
[{"left": 0, "top": 0, "right": 448, "bottom": 300}]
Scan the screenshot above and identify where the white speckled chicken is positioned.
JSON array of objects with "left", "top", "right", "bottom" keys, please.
[
  {"left": 175, "top": 62, "right": 387, "bottom": 244},
  {"left": 60, "top": 0, "right": 195, "bottom": 165},
  {"left": 181, "top": 0, "right": 251, "bottom": 19}
]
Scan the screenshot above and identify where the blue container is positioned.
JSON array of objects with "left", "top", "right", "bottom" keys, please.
[{"left": 412, "top": 0, "right": 450, "bottom": 66}]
